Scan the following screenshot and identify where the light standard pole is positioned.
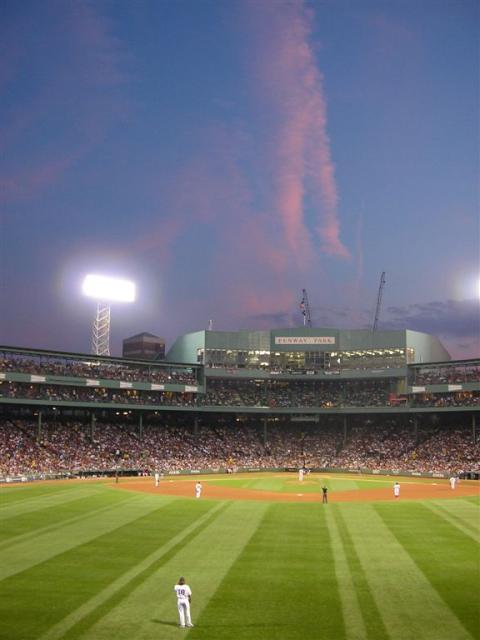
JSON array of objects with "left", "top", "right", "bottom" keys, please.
[{"left": 82, "top": 274, "right": 136, "bottom": 356}]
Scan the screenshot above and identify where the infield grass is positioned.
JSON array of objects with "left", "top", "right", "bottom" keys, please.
[
  {"left": 205, "top": 475, "right": 394, "bottom": 493},
  {"left": 0, "top": 476, "right": 478, "bottom": 640}
]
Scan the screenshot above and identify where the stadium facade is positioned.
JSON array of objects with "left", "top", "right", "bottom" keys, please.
[
  {"left": 167, "top": 327, "right": 451, "bottom": 371},
  {"left": 0, "top": 326, "right": 477, "bottom": 416},
  {"left": 0, "top": 326, "right": 479, "bottom": 480}
]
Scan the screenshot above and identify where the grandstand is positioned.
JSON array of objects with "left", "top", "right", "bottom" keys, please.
[{"left": 0, "top": 327, "right": 479, "bottom": 481}]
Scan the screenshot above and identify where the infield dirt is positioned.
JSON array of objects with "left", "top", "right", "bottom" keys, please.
[{"left": 113, "top": 477, "right": 479, "bottom": 503}]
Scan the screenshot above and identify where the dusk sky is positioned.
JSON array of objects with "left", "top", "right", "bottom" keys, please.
[{"left": 1, "top": 0, "right": 478, "bottom": 360}]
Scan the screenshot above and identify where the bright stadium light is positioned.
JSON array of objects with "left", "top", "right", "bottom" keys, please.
[
  {"left": 82, "top": 274, "right": 135, "bottom": 303},
  {"left": 82, "top": 274, "right": 136, "bottom": 356}
]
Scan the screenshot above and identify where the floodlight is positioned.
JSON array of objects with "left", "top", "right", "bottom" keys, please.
[
  {"left": 82, "top": 274, "right": 135, "bottom": 303},
  {"left": 82, "top": 274, "right": 136, "bottom": 356}
]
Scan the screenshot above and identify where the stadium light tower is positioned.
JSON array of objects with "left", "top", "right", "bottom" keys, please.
[{"left": 82, "top": 274, "right": 136, "bottom": 356}]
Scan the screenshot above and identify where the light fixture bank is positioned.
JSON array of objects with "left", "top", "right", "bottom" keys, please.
[{"left": 82, "top": 274, "right": 136, "bottom": 303}]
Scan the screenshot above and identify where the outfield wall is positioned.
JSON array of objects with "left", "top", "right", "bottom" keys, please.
[{"left": 2, "top": 467, "right": 478, "bottom": 484}]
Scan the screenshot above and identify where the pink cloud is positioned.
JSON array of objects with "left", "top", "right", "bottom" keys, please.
[
  {"left": 124, "top": 2, "right": 352, "bottom": 328},
  {"left": 126, "top": 121, "right": 302, "bottom": 327},
  {"left": 128, "top": 217, "right": 186, "bottom": 268},
  {"left": 246, "top": 0, "right": 350, "bottom": 261},
  {"left": 228, "top": 283, "right": 296, "bottom": 325}
]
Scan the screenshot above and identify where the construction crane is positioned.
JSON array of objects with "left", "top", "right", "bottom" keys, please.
[
  {"left": 300, "top": 289, "right": 312, "bottom": 327},
  {"left": 372, "top": 272, "right": 386, "bottom": 332}
]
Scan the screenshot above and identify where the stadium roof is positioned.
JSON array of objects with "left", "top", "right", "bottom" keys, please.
[{"left": 123, "top": 332, "right": 165, "bottom": 342}]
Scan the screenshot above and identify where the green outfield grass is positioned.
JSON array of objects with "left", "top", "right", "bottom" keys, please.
[{"left": 0, "top": 476, "right": 478, "bottom": 640}]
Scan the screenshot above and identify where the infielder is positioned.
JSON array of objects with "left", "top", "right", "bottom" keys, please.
[
  {"left": 174, "top": 577, "right": 193, "bottom": 628},
  {"left": 154, "top": 471, "right": 160, "bottom": 487},
  {"left": 449, "top": 475, "right": 457, "bottom": 490},
  {"left": 298, "top": 468, "right": 304, "bottom": 482},
  {"left": 393, "top": 481, "right": 400, "bottom": 498},
  {"left": 195, "top": 481, "right": 202, "bottom": 498}
]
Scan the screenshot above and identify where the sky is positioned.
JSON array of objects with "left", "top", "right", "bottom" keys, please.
[{"left": 0, "top": 0, "right": 478, "bottom": 360}]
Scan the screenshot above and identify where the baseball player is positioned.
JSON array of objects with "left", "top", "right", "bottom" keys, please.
[
  {"left": 174, "top": 577, "right": 193, "bottom": 628},
  {"left": 154, "top": 471, "right": 160, "bottom": 487},
  {"left": 321, "top": 485, "right": 328, "bottom": 504},
  {"left": 195, "top": 481, "right": 202, "bottom": 499},
  {"left": 393, "top": 481, "right": 400, "bottom": 498},
  {"left": 298, "top": 468, "right": 304, "bottom": 482},
  {"left": 449, "top": 475, "right": 457, "bottom": 490}
]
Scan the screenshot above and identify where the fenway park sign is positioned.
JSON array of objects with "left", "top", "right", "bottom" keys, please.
[{"left": 274, "top": 336, "right": 335, "bottom": 345}]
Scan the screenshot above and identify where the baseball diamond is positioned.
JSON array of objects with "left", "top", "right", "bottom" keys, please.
[
  {"left": 0, "top": 340, "right": 479, "bottom": 639},
  {"left": 0, "top": 474, "right": 478, "bottom": 640}
]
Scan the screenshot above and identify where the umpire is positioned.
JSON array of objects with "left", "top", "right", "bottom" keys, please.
[{"left": 321, "top": 485, "right": 328, "bottom": 504}]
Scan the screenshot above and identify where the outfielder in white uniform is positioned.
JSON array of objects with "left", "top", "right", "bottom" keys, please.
[
  {"left": 174, "top": 577, "right": 193, "bottom": 628},
  {"left": 393, "top": 481, "right": 400, "bottom": 498},
  {"left": 195, "top": 482, "right": 202, "bottom": 498},
  {"left": 298, "top": 468, "right": 304, "bottom": 482}
]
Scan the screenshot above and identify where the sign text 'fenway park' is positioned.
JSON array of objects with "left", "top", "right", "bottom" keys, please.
[{"left": 274, "top": 336, "right": 336, "bottom": 345}]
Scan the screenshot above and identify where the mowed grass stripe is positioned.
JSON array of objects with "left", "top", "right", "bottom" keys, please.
[
  {"left": 430, "top": 499, "right": 480, "bottom": 534},
  {"left": 247, "top": 478, "right": 287, "bottom": 491},
  {"left": 375, "top": 501, "right": 480, "bottom": 639},
  {"left": 327, "top": 478, "right": 358, "bottom": 491},
  {"left": 0, "top": 498, "right": 217, "bottom": 640},
  {"left": 73, "top": 500, "right": 269, "bottom": 640},
  {"left": 39, "top": 501, "right": 228, "bottom": 640},
  {"left": 423, "top": 503, "right": 478, "bottom": 542},
  {"left": 0, "top": 486, "right": 103, "bottom": 519},
  {"left": 0, "top": 493, "right": 175, "bottom": 581},
  {"left": 345, "top": 504, "right": 474, "bottom": 640},
  {"left": 0, "top": 483, "right": 82, "bottom": 505},
  {"left": 193, "top": 503, "right": 345, "bottom": 640},
  {"left": 0, "top": 492, "right": 139, "bottom": 550},
  {"left": 332, "top": 506, "right": 390, "bottom": 640},
  {"left": 324, "top": 506, "right": 367, "bottom": 639}
]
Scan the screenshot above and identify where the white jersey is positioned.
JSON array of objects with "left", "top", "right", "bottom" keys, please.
[
  {"left": 174, "top": 584, "right": 191, "bottom": 603},
  {"left": 195, "top": 483, "right": 202, "bottom": 497},
  {"left": 449, "top": 477, "right": 456, "bottom": 489},
  {"left": 394, "top": 483, "right": 400, "bottom": 497}
]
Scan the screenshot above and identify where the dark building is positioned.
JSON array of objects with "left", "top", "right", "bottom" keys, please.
[{"left": 122, "top": 332, "right": 165, "bottom": 360}]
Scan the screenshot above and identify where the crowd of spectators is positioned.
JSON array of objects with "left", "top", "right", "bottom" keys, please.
[
  {"left": 335, "top": 423, "right": 419, "bottom": 471},
  {"left": 1, "top": 418, "right": 477, "bottom": 477},
  {"left": 411, "top": 365, "right": 480, "bottom": 385},
  {"left": 406, "top": 426, "right": 479, "bottom": 473},
  {"left": 199, "top": 380, "right": 393, "bottom": 408},
  {"left": 3, "top": 380, "right": 480, "bottom": 410},
  {"left": 412, "top": 392, "right": 480, "bottom": 407},
  {"left": 0, "top": 382, "right": 197, "bottom": 407},
  {"left": 0, "top": 420, "right": 269, "bottom": 475},
  {"left": 333, "top": 423, "right": 480, "bottom": 474},
  {"left": 0, "top": 353, "right": 196, "bottom": 385}
]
